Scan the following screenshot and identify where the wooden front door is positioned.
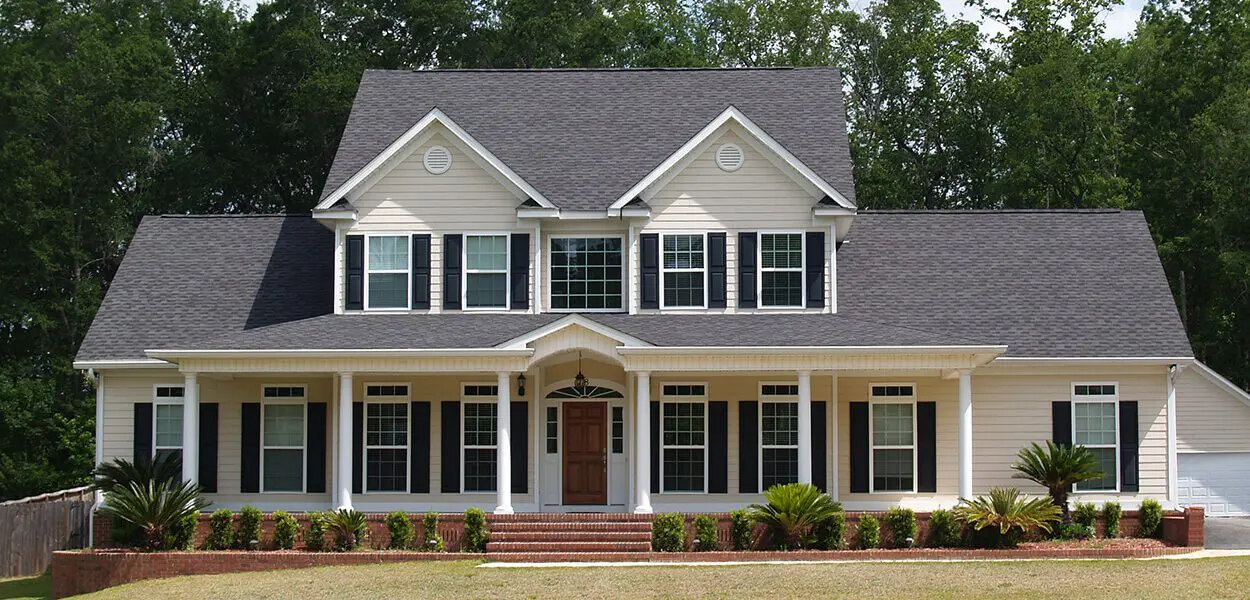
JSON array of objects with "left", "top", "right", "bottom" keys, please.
[{"left": 562, "top": 402, "right": 608, "bottom": 505}]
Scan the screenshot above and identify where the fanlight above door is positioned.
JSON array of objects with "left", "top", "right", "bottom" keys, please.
[{"left": 547, "top": 385, "right": 623, "bottom": 399}]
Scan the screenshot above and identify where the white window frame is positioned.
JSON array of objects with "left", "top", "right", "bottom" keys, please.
[
  {"left": 759, "top": 383, "right": 800, "bottom": 491},
  {"left": 463, "top": 232, "right": 512, "bottom": 311},
  {"left": 659, "top": 232, "right": 708, "bottom": 310},
  {"left": 460, "top": 383, "right": 500, "bottom": 493},
  {"left": 1071, "top": 382, "right": 1120, "bottom": 493},
  {"left": 152, "top": 384, "right": 185, "bottom": 459},
  {"left": 363, "top": 233, "right": 412, "bottom": 311},
  {"left": 659, "top": 382, "right": 709, "bottom": 494},
  {"left": 868, "top": 383, "right": 918, "bottom": 494},
  {"left": 260, "top": 385, "right": 308, "bottom": 494},
  {"left": 757, "top": 231, "right": 806, "bottom": 309},
  {"left": 548, "top": 234, "right": 626, "bottom": 313},
  {"left": 364, "top": 383, "right": 411, "bottom": 494}
]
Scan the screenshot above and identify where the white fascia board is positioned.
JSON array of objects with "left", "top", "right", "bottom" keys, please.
[
  {"left": 311, "top": 210, "right": 358, "bottom": 221},
  {"left": 145, "top": 348, "right": 535, "bottom": 360},
  {"left": 517, "top": 207, "right": 560, "bottom": 219},
  {"left": 607, "top": 106, "right": 855, "bottom": 214},
  {"left": 73, "top": 359, "right": 176, "bottom": 370},
  {"left": 813, "top": 206, "right": 856, "bottom": 217},
  {"left": 315, "top": 108, "right": 555, "bottom": 210},
  {"left": 991, "top": 356, "right": 1195, "bottom": 366},
  {"left": 496, "top": 314, "right": 653, "bottom": 349},
  {"left": 1191, "top": 360, "right": 1250, "bottom": 408},
  {"left": 619, "top": 207, "right": 651, "bottom": 218},
  {"left": 616, "top": 344, "right": 1008, "bottom": 356}
]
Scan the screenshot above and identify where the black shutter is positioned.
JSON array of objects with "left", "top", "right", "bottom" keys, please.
[
  {"left": 738, "top": 232, "right": 757, "bottom": 308},
  {"left": 510, "top": 233, "right": 530, "bottom": 310},
  {"left": 346, "top": 235, "right": 364, "bottom": 310},
  {"left": 805, "top": 231, "right": 825, "bottom": 308},
  {"left": 708, "top": 401, "right": 728, "bottom": 493},
  {"left": 917, "top": 401, "right": 937, "bottom": 493},
  {"left": 411, "top": 234, "right": 431, "bottom": 309},
  {"left": 133, "top": 403, "right": 153, "bottom": 463},
  {"left": 812, "top": 401, "right": 827, "bottom": 492},
  {"left": 306, "top": 403, "right": 327, "bottom": 494},
  {"left": 650, "top": 401, "right": 660, "bottom": 492},
  {"left": 198, "top": 403, "right": 218, "bottom": 493},
  {"left": 640, "top": 233, "right": 659, "bottom": 309},
  {"left": 443, "top": 234, "right": 462, "bottom": 310},
  {"left": 411, "top": 402, "right": 430, "bottom": 493},
  {"left": 708, "top": 233, "right": 727, "bottom": 308},
  {"left": 511, "top": 401, "right": 528, "bottom": 493},
  {"left": 1052, "top": 402, "right": 1073, "bottom": 446},
  {"left": 738, "top": 401, "right": 759, "bottom": 493},
  {"left": 352, "top": 402, "right": 363, "bottom": 494},
  {"left": 849, "top": 402, "right": 869, "bottom": 493},
  {"left": 241, "top": 403, "right": 260, "bottom": 493},
  {"left": 1119, "top": 401, "right": 1139, "bottom": 492},
  {"left": 441, "top": 401, "right": 460, "bottom": 493}
]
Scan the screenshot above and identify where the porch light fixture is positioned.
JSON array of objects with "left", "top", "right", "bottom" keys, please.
[
  {"left": 517, "top": 373, "right": 526, "bottom": 397},
  {"left": 573, "top": 351, "right": 590, "bottom": 394}
]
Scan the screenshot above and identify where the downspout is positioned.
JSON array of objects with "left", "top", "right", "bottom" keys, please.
[{"left": 90, "top": 369, "right": 105, "bottom": 547}]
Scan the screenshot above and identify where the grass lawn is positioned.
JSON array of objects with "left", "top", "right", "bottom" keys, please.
[
  {"left": 71, "top": 556, "right": 1250, "bottom": 599},
  {"left": 0, "top": 574, "right": 50, "bottom": 600}
]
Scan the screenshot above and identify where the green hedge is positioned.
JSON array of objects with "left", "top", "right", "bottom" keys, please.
[{"left": 652, "top": 513, "right": 686, "bottom": 552}]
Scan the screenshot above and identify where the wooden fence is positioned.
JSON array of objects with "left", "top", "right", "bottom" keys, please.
[{"left": 0, "top": 486, "right": 94, "bottom": 577}]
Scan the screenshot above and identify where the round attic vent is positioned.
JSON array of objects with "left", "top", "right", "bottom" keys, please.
[
  {"left": 423, "top": 145, "right": 452, "bottom": 174},
  {"left": 715, "top": 143, "right": 744, "bottom": 172}
]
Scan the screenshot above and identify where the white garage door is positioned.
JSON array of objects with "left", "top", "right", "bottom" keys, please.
[{"left": 1178, "top": 453, "right": 1250, "bottom": 516}]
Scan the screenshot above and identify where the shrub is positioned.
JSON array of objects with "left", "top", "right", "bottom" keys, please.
[
  {"left": 729, "top": 509, "right": 754, "bottom": 550},
  {"left": 747, "top": 483, "right": 842, "bottom": 549},
  {"left": 1011, "top": 442, "right": 1103, "bottom": 520},
  {"left": 1057, "top": 522, "right": 1095, "bottom": 540},
  {"left": 169, "top": 511, "right": 199, "bottom": 550},
  {"left": 206, "top": 509, "right": 234, "bottom": 550},
  {"left": 884, "top": 507, "right": 917, "bottom": 548},
  {"left": 330, "top": 509, "right": 369, "bottom": 551},
  {"left": 693, "top": 515, "right": 718, "bottom": 551},
  {"left": 1138, "top": 498, "right": 1163, "bottom": 538},
  {"left": 1101, "top": 502, "right": 1123, "bottom": 538},
  {"left": 955, "top": 487, "right": 1062, "bottom": 549},
  {"left": 856, "top": 515, "right": 880, "bottom": 549},
  {"left": 463, "top": 508, "right": 488, "bottom": 553},
  {"left": 421, "top": 512, "right": 445, "bottom": 551},
  {"left": 98, "top": 479, "right": 209, "bottom": 551},
  {"left": 235, "top": 505, "right": 263, "bottom": 549},
  {"left": 814, "top": 511, "right": 846, "bottom": 550},
  {"left": 273, "top": 511, "right": 299, "bottom": 550},
  {"left": 927, "top": 509, "right": 962, "bottom": 548},
  {"left": 384, "top": 512, "right": 414, "bottom": 550},
  {"left": 1073, "top": 502, "right": 1098, "bottom": 528},
  {"left": 652, "top": 513, "right": 686, "bottom": 552},
  {"left": 305, "top": 512, "right": 330, "bottom": 552}
]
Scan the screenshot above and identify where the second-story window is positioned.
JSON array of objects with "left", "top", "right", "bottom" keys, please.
[
  {"left": 551, "top": 237, "right": 623, "bottom": 311},
  {"left": 760, "top": 233, "right": 804, "bottom": 308},
  {"left": 465, "top": 235, "right": 508, "bottom": 309},
  {"left": 366, "top": 235, "right": 409, "bottom": 309},
  {"left": 661, "top": 233, "right": 706, "bottom": 308}
]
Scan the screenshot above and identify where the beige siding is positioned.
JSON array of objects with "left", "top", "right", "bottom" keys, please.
[{"left": 1177, "top": 367, "right": 1250, "bottom": 453}]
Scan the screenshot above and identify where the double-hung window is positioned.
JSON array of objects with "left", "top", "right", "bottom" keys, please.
[
  {"left": 1073, "top": 383, "right": 1119, "bottom": 492},
  {"left": 759, "top": 233, "right": 804, "bottom": 308},
  {"left": 661, "top": 234, "right": 705, "bottom": 308},
  {"left": 465, "top": 235, "right": 508, "bottom": 309},
  {"left": 366, "top": 235, "right": 409, "bottom": 309},
  {"left": 661, "top": 384, "right": 706, "bottom": 492},
  {"left": 870, "top": 384, "right": 916, "bottom": 493},
  {"left": 365, "top": 385, "right": 410, "bottom": 493},
  {"left": 462, "top": 385, "right": 499, "bottom": 492},
  {"left": 760, "top": 384, "right": 799, "bottom": 490},
  {"left": 262, "top": 386, "right": 306, "bottom": 492},
  {"left": 153, "top": 385, "right": 185, "bottom": 461},
  {"left": 550, "top": 237, "right": 623, "bottom": 310}
]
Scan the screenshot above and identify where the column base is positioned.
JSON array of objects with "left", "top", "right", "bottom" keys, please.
[
  {"left": 493, "top": 506, "right": 515, "bottom": 515},
  {"left": 632, "top": 505, "right": 653, "bottom": 515}
]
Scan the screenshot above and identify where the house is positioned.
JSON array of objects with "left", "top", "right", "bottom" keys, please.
[{"left": 74, "top": 68, "right": 1250, "bottom": 520}]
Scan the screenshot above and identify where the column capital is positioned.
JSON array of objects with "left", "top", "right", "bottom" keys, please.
[
  {"left": 338, "top": 371, "right": 354, "bottom": 378},
  {"left": 796, "top": 370, "right": 813, "bottom": 377},
  {"left": 633, "top": 370, "right": 651, "bottom": 378}
]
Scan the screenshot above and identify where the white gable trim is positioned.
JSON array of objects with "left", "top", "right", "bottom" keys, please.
[
  {"left": 1192, "top": 360, "right": 1250, "bottom": 408},
  {"left": 496, "top": 314, "right": 652, "bottom": 349},
  {"left": 315, "top": 108, "right": 555, "bottom": 210},
  {"left": 607, "top": 106, "right": 855, "bottom": 214}
]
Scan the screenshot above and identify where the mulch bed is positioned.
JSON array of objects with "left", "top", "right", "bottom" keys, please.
[{"left": 1019, "top": 538, "right": 1170, "bottom": 550}]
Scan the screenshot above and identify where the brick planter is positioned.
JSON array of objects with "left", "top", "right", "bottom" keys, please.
[{"left": 487, "top": 546, "right": 1200, "bottom": 562}]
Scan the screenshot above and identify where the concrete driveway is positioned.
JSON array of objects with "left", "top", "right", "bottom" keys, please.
[{"left": 1205, "top": 518, "right": 1250, "bottom": 549}]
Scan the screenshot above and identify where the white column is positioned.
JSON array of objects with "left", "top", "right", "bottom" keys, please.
[
  {"left": 337, "top": 372, "right": 354, "bottom": 510},
  {"left": 1166, "top": 365, "right": 1179, "bottom": 504},
  {"left": 634, "top": 371, "right": 652, "bottom": 513},
  {"left": 94, "top": 372, "right": 106, "bottom": 509},
  {"left": 797, "top": 371, "right": 813, "bottom": 485},
  {"left": 495, "top": 371, "right": 514, "bottom": 514},
  {"left": 533, "top": 222, "right": 543, "bottom": 313},
  {"left": 830, "top": 373, "right": 839, "bottom": 500},
  {"left": 182, "top": 372, "right": 199, "bottom": 485},
  {"left": 330, "top": 374, "right": 340, "bottom": 508},
  {"left": 958, "top": 369, "right": 973, "bottom": 500}
]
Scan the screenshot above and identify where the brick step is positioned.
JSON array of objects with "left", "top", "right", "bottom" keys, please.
[
  {"left": 487, "top": 541, "right": 653, "bottom": 553},
  {"left": 488, "top": 552, "right": 662, "bottom": 562},
  {"left": 492, "top": 531, "right": 653, "bottom": 542},
  {"left": 489, "top": 513, "right": 654, "bottom": 523},
  {"left": 492, "top": 521, "right": 653, "bottom": 533}
]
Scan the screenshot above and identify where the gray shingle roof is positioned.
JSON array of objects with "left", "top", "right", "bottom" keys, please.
[{"left": 321, "top": 68, "right": 856, "bottom": 210}]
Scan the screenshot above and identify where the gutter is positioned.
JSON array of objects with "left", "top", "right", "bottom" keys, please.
[
  {"left": 145, "top": 347, "right": 536, "bottom": 360},
  {"left": 990, "top": 356, "right": 1195, "bottom": 367},
  {"left": 616, "top": 345, "right": 1008, "bottom": 356}
]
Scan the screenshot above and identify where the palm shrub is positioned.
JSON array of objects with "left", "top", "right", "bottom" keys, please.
[
  {"left": 93, "top": 453, "right": 182, "bottom": 491},
  {"left": 463, "top": 508, "right": 488, "bottom": 552},
  {"left": 926, "top": 509, "right": 962, "bottom": 548},
  {"left": 206, "top": 509, "right": 234, "bottom": 550},
  {"left": 421, "top": 512, "right": 445, "bottom": 551},
  {"left": 856, "top": 515, "right": 880, "bottom": 549},
  {"left": 1138, "top": 499, "right": 1163, "bottom": 538},
  {"left": 955, "top": 487, "right": 1062, "bottom": 548},
  {"left": 272, "top": 511, "right": 299, "bottom": 550},
  {"left": 1011, "top": 442, "right": 1103, "bottom": 520},
  {"left": 693, "top": 515, "right": 718, "bottom": 551},
  {"left": 729, "top": 509, "right": 754, "bottom": 550},
  {"left": 748, "top": 483, "right": 842, "bottom": 549},
  {"left": 884, "top": 507, "right": 917, "bottom": 548},
  {"left": 235, "top": 505, "right": 263, "bottom": 549},
  {"left": 385, "top": 512, "right": 415, "bottom": 549},
  {"left": 652, "top": 513, "right": 686, "bottom": 552},
  {"left": 99, "top": 479, "right": 209, "bottom": 551},
  {"left": 305, "top": 512, "right": 331, "bottom": 552},
  {"left": 1101, "top": 502, "right": 1122, "bottom": 538},
  {"left": 330, "top": 509, "right": 369, "bottom": 551},
  {"left": 814, "top": 511, "right": 846, "bottom": 550}
]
